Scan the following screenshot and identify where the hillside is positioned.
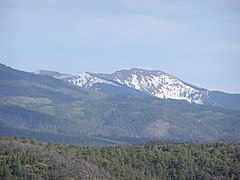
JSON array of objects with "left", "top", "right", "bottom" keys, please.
[
  {"left": 1, "top": 137, "right": 239, "bottom": 179},
  {"left": 0, "top": 63, "right": 240, "bottom": 146}
]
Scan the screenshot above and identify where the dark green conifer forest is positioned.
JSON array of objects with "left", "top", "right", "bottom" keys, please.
[{"left": 1, "top": 137, "right": 239, "bottom": 180}]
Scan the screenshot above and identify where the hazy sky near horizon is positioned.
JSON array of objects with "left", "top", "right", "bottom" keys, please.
[{"left": 0, "top": 0, "right": 240, "bottom": 93}]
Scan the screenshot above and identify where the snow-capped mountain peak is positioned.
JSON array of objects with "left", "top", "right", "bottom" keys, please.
[
  {"left": 56, "top": 72, "right": 119, "bottom": 88},
  {"left": 45, "top": 68, "right": 210, "bottom": 104},
  {"left": 107, "top": 68, "right": 209, "bottom": 104}
]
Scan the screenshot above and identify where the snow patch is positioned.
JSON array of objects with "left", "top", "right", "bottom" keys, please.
[
  {"left": 112, "top": 70, "right": 208, "bottom": 104},
  {"left": 57, "top": 72, "right": 119, "bottom": 88}
]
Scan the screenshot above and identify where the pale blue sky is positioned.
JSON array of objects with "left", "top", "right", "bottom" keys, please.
[{"left": 0, "top": 0, "right": 240, "bottom": 93}]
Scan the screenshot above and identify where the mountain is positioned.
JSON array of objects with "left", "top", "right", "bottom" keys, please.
[
  {"left": 98, "top": 68, "right": 209, "bottom": 104},
  {"left": 55, "top": 68, "right": 240, "bottom": 110},
  {"left": 52, "top": 68, "right": 209, "bottom": 104},
  {"left": 0, "top": 63, "right": 115, "bottom": 146},
  {"left": 0, "top": 63, "right": 240, "bottom": 146},
  {"left": 55, "top": 72, "right": 144, "bottom": 96},
  {"left": 0, "top": 63, "right": 96, "bottom": 103},
  {"left": 35, "top": 70, "right": 144, "bottom": 96}
]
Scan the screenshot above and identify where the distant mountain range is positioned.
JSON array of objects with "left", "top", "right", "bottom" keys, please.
[
  {"left": 1, "top": 63, "right": 240, "bottom": 146},
  {"left": 36, "top": 68, "right": 240, "bottom": 110}
]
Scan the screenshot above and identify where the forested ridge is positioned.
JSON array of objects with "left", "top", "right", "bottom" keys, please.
[
  {"left": 1, "top": 63, "right": 240, "bottom": 146},
  {"left": 1, "top": 137, "right": 239, "bottom": 179},
  {"left": 1, "top": 95, "right": 240, "bottom": 146}
]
